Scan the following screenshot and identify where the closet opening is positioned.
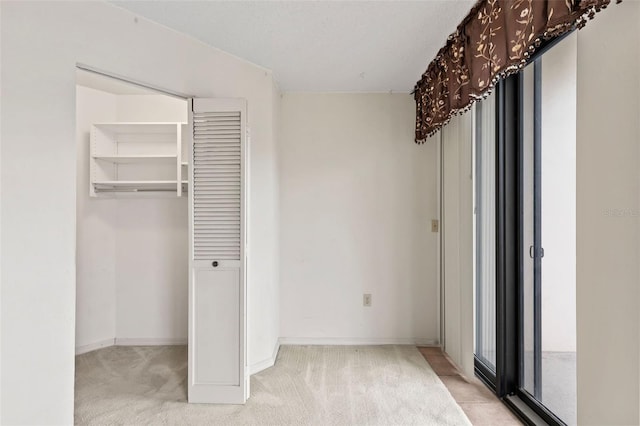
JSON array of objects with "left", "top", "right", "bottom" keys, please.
[{"left": 74, "top": 68, "right": 191, "bottom": 403}]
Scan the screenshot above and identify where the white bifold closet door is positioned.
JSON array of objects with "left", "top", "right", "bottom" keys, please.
[{"left": 188, "top": 98, "right": 248, "bottom": 404}]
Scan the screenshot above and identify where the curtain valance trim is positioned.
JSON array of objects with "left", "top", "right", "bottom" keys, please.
[{"left": 414, "top": 0, "right": 619, "bottom": 144}]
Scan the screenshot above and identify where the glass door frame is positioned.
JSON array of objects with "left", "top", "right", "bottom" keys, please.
[
  {"left": 473, "top": 71, "right": 520, "bottom": 399},
  {"left": 529, "top": 58, "right": 543, "bottom": 403},
  {"left": 474, "top": 90, "right": 498, "bottom": 391},
  {"left": 473, "top": 33, "right": 573, "bottom": 426}
]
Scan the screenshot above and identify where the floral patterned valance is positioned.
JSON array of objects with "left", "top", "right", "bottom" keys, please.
[{"left": 414, "top": 0, "right": 618, "bottom": 143}]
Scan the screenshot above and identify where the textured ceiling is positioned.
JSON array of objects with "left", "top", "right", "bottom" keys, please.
[{"left": 112, "top": 1, "right": 474, "bottom": 92}]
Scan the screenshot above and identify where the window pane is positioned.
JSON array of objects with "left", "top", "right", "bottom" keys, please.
[
  {"left": 475, "top": 91, "right": 496, "bottom": 371},
  {"left": 521, "top": 59, "right": 537, "bottom": 398},
  {"left": 521, "top": 33, "right": 577, "bottom": 425}
]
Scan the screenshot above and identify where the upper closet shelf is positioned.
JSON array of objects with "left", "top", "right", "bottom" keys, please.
[
  {"left": 92, "top": 122, "right": 182, "bottom": 134},
  {"left": 93, "top": 155, "right": 177, "bottom": 164},
  {"left": 90, "top": 122, "right": 188, "bottom": 197}
]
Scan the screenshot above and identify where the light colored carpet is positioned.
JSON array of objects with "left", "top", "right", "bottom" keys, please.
[{"left": 75, "top": 345, "right": 471, "bottom": 425}]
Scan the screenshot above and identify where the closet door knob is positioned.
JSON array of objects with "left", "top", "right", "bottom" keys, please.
[{"left": 212, "top": 261, "right": 219, "bottom": 268}]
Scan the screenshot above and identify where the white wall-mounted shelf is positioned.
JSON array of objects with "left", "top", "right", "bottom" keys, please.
[
  {"left": 93, "top": 155, "right": 178, "bottom": 164},
  {"left": 90, "top": 122, "right": 188, "bottom": 197},
  {"left": 93, "top": 180, "right": 188, "bottom": 191},
  {"left": 92, "top": 122, "right": 180, "bottom": 134}
]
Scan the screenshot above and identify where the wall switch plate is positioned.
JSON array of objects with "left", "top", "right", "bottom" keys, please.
[
  {"left": 431, "top": 219, "right": 439, "bottom": 233},
  {"left": 363, "top": 294, "right": 372, "bottom": 307}
]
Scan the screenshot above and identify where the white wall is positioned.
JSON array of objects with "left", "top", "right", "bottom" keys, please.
[
  {"left": 443, "top": 126, "right": 460, "bottom": 362},
  {"left": 441, "top": 112, "right": 474, "bottom": 378},
  {"left": 540, "top": 33, "right": 577, "bottom": 353},
  {"left": 114, "top": 198, "right": 189, "bottom": 342},
  {"left": 246, "top": 80, "right": 282, "bottom": 370},
  {"left": 112, "top": 95, "right": 189, "bottom": 343},
  {"left": 576, "top": 2, "right": 640, "bottom": 424},
  {"left": 1, "top": 2, "right": 279, "bottom": 423},
  {"left": 247, "top": 79, "right": 281, "bottom": 369},
  {"left": 116, "top": 95, "right": 187, "bottom": 123},
  {"left": 278, "top": 93, "right": 438, "bottom": 344},
  {"left": 75, "top": 86, "right": 118, "bottom": 351}
]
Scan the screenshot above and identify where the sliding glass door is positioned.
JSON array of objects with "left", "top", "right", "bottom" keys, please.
[
  {"left": 473, "top": 32, "right": 577, "bottom": 426},
  {"left": 520, "top": 34, "right": 578, "bottom": 425},
  {"left": 521, "top": 58, "right": 541, "bottom": 403}
]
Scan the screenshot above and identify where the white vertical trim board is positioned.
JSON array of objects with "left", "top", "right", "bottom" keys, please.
[
  {"left": 441, "top": 111, "right": 475, "bottom": 379},
  {"left": 471, "top": 103, "right": 478, "bottom": 365},
  {"left": 437, "top": 130, "right": 444, "bottom": 348}
]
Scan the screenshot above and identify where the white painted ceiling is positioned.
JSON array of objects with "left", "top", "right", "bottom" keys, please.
[{"left": 112, "top": 1, "right": 474, "bottom": 92}]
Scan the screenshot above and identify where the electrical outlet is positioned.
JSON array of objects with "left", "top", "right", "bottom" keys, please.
[
  {"left": 363, "top": 294, "right": 372, "bottom": 307},
  {"left": 431, "top": 219, "right": 439, "bottom": 233}
]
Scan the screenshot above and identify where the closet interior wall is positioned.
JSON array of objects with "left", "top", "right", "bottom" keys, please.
[{"left": 75, "top": 83, "right": 188, "bottom": 353}]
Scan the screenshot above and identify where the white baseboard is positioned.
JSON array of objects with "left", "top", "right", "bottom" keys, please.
[
  {"left": 115, "top": 337, "right": 187, "bottom": 346},
  {"left": 76, "top": 338, "right": 115, "bottom": 355},
  {"left": 76, "top": 337, "right": 188, "bottom": 355},
  {"left": 279, "top": 337, "right": 439, "bottom": 346},
  {"left": 248, "top": 340, "right": 281, "bottom": 375},
  {"left": 78, "top": 336, "right": 437, "bottom": 368},
  {"left": 415, "top": 339, "right": 441, "bottom": 347}
]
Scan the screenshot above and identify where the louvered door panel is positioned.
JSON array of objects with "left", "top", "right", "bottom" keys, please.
[
  {"left": 188, "top": 98, "right": 247, "bottom": 405},
  {"left": 193, "top": 112, "right": 241, "bottom": 261}
]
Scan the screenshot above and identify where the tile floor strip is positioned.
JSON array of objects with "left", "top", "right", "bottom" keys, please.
[{"left": 418, "top": 347, "right": 523, "bottom": 426}]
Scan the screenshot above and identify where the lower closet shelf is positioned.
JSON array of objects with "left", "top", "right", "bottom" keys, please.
[{"left": 93, "top": 180, "right": 188, "bottom": 193}]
